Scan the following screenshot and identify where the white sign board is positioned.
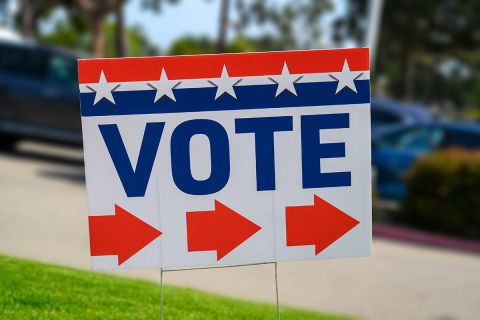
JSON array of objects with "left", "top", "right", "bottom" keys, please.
[{"left": 78, "top": 48, "right": 372, "bottom": 270}]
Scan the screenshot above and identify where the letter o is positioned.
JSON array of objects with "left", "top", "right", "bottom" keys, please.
[{"left": 171, "top": 119, "right": 230, "bottom": 195}]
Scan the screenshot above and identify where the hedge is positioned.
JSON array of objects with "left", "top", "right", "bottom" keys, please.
[{"left": 399, "top": 149, "right": 480, "bottom": 240}]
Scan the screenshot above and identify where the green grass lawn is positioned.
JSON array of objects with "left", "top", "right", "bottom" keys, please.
[{"left": 0, "top": 255, "right": 355, "bottom": 320}]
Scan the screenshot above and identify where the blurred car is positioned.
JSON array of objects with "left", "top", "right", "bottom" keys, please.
[
  {"left": 372, "top": 122, "right": 480, "bottom": 200},
  {"left": 371, "top": 98, "right": 435, "bottom": 139},
  {"left": 0, "top": 32, "right": 82, "bottom": 149}
]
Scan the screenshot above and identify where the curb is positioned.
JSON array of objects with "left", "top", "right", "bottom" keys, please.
[{"left": 372, "top": 223, "right": 480, "bottom": 254}]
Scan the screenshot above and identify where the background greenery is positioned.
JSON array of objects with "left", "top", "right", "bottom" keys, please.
[{"left": 400, "top": 149, "right": 480, "bottom": 240}]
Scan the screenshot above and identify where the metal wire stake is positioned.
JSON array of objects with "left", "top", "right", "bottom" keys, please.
[
  {"left": 160, "top": 268, "right": 164, "bottom": 320},
  {"left": 274, "top": 262, "right": 281, "bottom": 320}
]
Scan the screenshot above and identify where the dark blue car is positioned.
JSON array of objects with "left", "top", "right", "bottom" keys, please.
[
  {"left": 372, "top": 122, "right": 480, "bottom": 200},
  {"left": 371, "top": 98, "right": 435, "bottom": 139},
  {"left": 0, "top": 37, "right": 81, "bottom": 149}
]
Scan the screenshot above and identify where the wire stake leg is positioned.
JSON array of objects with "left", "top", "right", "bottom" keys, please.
[
  {"left": 160, "top": 268, "right": 164, "bottom": 320},
  {"left": 275, "top": 262, "right": 281, "bottom": 320}
]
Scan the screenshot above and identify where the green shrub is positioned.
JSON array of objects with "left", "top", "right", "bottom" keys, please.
[{"left": 399, "top": 149, "right": 480, "bottom": 240}]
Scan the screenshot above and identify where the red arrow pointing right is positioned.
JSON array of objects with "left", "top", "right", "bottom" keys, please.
[
  {"left": 186, "top": 200, "right": 261, "bottom": 260},
  {"left": 88, "top": 205, "right": 162, "bottom": 266},
  {"left": 286, "top": 195, "right": 359, "bottom": 255}
]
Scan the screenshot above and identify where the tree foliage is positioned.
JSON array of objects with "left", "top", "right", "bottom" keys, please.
[
  {"left": 17, "top": 0, "right": 63, "bottom": 38},
  {"left": 38, "top": 18, "right": 158, "bottom": 57},
  {"left": 235, "top": 0, "right": 332, "bottom": 50},
  {"left": 169, "top": 35, "right": 255, "bottom": 56},
  {"left": 141, "top": 0, "right": 180, "bottom": 12},
  {"left": 334, "top": 0, "right": 480, "bottom": 110}
]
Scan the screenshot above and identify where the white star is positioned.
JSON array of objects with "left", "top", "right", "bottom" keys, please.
[
  {"left": 148, "top": 68, "right": 180, "bottom": 102},
  {"left": 330, "top": 59, "right": 363, "bottom": 94},
  {"left": 210, "top": 65, "right": 240, "bottom": 100},
  {"left": 270, "top": 62, "right": 301, "bottom": 97},
  {"left": 88, "top": 70, "right": 117, "bottom": 106}
]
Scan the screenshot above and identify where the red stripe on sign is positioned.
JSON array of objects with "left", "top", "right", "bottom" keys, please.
[{"left": 78, "top": 48, "right": 369, "bottom": 83}]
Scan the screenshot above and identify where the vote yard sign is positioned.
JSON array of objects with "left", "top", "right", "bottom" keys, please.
[{"left": 78, "top": 48, "right": 372, "bottom": 270}]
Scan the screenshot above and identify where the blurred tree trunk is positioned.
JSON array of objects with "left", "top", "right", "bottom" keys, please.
[
  {"left": 91, "top": 14, "right": 105, "bottom": 57},
  {"left": 403, "top": 51, "right": 416, "bottom": 102},
  {"left": 216, "top": 0, "right": 230, "bottom": 53},
  {"left": 19, "top": 0, "right": 38, "bottom": 38},
  {"left": 76, "top": 0, "right": 122, "bottom": 58},
  {"left": 20, "top": 1, "right": 36, "bottom": 38},
  {"left": 115, "top": 0, "right": 127, "bottom": 57}
]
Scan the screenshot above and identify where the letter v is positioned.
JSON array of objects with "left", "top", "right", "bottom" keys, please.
[{"left": 99, "top": 122, "right": 165, "bottom": 197}]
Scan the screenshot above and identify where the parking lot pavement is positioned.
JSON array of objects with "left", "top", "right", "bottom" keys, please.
[{"left": 1, "top": 142, "right": 480, "bottom": 320}]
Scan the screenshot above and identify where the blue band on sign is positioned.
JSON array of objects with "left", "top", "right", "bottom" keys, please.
[{"left": 80, "top": 80, "right": 370, "bottom": 117}]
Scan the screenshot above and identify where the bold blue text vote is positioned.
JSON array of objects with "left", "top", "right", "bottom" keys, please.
[{"left": 99, "top": 113, "right": 351, "bottom": 197}]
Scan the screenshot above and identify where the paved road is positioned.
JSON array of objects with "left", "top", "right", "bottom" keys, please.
[{"left": 1, "top": 142, "right": 479, "bottom": 320}]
